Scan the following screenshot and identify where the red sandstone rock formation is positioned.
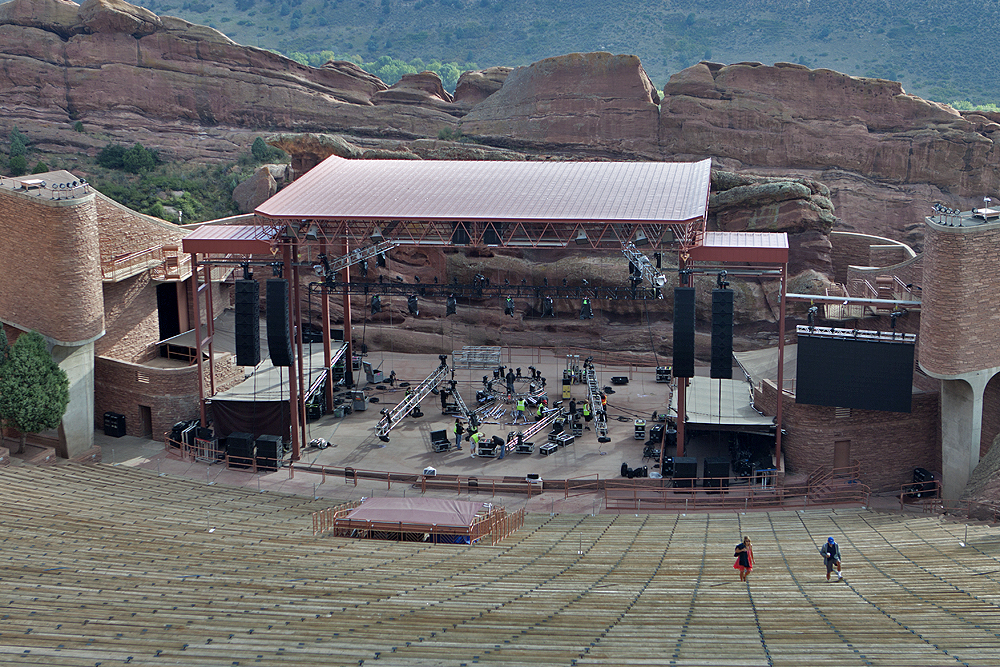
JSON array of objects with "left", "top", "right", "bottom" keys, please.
[
  {"left": 453, "top": 66, "right": 512, "bottom": 107},
  {"left": 459, "top": 52, "right": 661, "bottom": 157}
]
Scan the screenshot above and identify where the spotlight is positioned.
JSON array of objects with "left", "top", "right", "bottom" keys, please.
[
  {"left": 580, "top": 298, "right": 594, "bottom": 319},
  {"left": 542, "top": 296, "right": 554, "bottom": 318},
  {"left": 376, "top": 252, "right": 387, "bottom": 268},
  {"left": 370, "top": 295, "right": 382, "bottom": 314},
  {"left": 360, "top": 259, "right": 368, "bottom": 277},
  {"left": 370, "top": 227, "right": 384, "bottom": 243},
  {"left": 504, "top": 297, "right": 515, "bottom": 317},
  {"left": 574, "top": 229, "right": 588, "bottom": 245},
  {"left": 633, "top": 230, "right": 649, "bottom": 247},
  {"left": 407, "top": 295, "right": 419, "bottom": 316},
  {"left": 313, "top": 263, "right": 325, "bottom": 277},
  {"left": 305, "top": 224, "right": 319, "bottom": 241},
  {"left": 446, "top": 295, "right": 457, "bottom": 316}
]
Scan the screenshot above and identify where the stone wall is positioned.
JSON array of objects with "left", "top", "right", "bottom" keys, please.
[
  {"left": 94, "top": 354, "right": 243, "bottom": 438},
  {"left": 919, "top": 219, "right": 1000, "bottom": 376},
  {"left": 756, "top": 380, "right": 940, "bottom": 492},
  {"left": 96, "top": 194, "right": 185, "bottom": 262},
  {"left": 0, "top": 187, "right": 103, "bottom": 344},
  {"left": 97, "top": 273, "right": 160, "bottom": 362}
]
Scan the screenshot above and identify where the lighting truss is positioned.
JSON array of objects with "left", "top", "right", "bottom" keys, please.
[
  {"left": 315, "top": 280, "right": 664, "bottom": 301},
  {"left": 621, "top": 242, "right": 666, "bottom": 288}
]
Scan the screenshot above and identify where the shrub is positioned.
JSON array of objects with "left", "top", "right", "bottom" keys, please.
[
  {"left": 73, "top": 121, "right": 85, "bottom": 132},
  {"left": 9, "top": 155, "right": 28, "bottom": 176},
  {"left": 121, "top": 144, "right": 158, "bottom": 174},
  {"left": 31, "top": 161, "right": 49, "bottom": 174},
  {"left": 97, "top": 144, "right": 127, "bottom": 169}
]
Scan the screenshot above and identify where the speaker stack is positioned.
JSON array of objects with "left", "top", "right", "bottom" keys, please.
[
  {"left": 672, "top": 456, "right": 697, "bottom": 487},
  {"left": 234, "top": 279, "right": 261, "bottom": 367},
  {"left": 672, "top": 287, "right": 696, "bottom": 378},
  {"left": 255, "top": 434, "right": 283, "bottom": 472},
  {"left": 704, "top": 456, "right": 731, "bottom": 493},
  {"left": 266, "top": 279, "right": 293, "bottom": 367},
  {"left": 710, "top": 288, "right": 734, "bottom": 379},
  {"left": 226, "top": 432, "right": 255, "bottom": 469}
]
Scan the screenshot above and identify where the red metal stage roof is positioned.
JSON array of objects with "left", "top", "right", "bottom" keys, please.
[
  {"left": 688, "top": 231, "right": 789, "bottom": 264},
  {"left": 255, "top": 156, "right": 712, "bottom": 224},
  {"left": 182, "top": 224, "right": 277, "bottom": 255}
]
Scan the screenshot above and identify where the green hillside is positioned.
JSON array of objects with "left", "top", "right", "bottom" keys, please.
[{"left": 132, "top": 0, "right": 1000, "bottom": 104}]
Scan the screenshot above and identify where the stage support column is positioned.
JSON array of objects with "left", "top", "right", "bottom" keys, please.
[
  {"left": 321, "top": 241, "right": 334, "bottom": 412},
  {"left": 774, "top": 263, "right": 787, "bottom": 470},
  {"left": 283, "top": 242, "right": 301, "bottom": 461},
  {"left": 292, "top": 243, "right": 307, "bottom": 457},
  {"left": 675, "top": 253, "right": 688, "bottom": 458},
  {"left": 939, "top": 374, "right": 988, "bottom": 500},
  {"left": 190, "top": 252, "right": 208, "bottom": 428},
  {"left": 341, "top": 238, "right": 353, "bottom": 388}
]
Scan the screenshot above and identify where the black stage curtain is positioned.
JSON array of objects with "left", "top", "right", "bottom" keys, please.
[{"left": 211, "top": 400, "right": 289, "bottom": 441}]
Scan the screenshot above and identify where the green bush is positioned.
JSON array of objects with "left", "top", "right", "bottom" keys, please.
[
  {"left": 124, "top": 144, "right": 157, "bottom": 173},
  {"left": 97, "top": 144, "right": 127, "bottom": 169},
  {"left": 9, "top": 134, "right": 25, "bottom": 159},
  {"left": 73, "top": 121, "right": 85, "bottom": 133},
  {"left": 9, "top": 155, "right": 28, "bottom": 176},
  {"left": 31, "top": 161, "right": 49, "bottom": 174}
]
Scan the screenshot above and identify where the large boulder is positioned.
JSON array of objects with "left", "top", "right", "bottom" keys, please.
[
  {"left": 371, "top": 71, "right": 458, "bottom": 116},
  {"left": 461, "top": 52, "right": 661, "bottom": 156},
  {"left": 78, "top": 0, "right": 160, "bottom": 35},
  {"left": 453, "top": 66, "right": 512, "bottom": 107},
  {"left": 232, "top": 166, "right": 277, "bottom": 213}
]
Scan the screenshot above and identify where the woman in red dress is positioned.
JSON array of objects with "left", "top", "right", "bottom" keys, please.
[{"left": 734, "top": 536, "right": 754, "bottom": 582}]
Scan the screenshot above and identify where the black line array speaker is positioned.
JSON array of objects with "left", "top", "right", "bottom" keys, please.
[
  {"left": 710, "top": 288, "right": 734, "bottom": 379},
  {"left": 672, "top": 456, "right": 697, "bottom": 487},
  {"left": 255, "top": 435, "right": 283, "bottom": 472},
  {"left": 234, "top": 279, "right": 261, "bottom": 367},
  {"left": 672, "top": 287, "right": 696, "bottom": 378},
  {"left": 226, "top": 432, "right": 255, "bottom": 469},
  {"left": 266, "top": 278, "right": 293, "bottom": 367},
  {"left": 704, "top": 456, "right": 730, "bottom": 491}
]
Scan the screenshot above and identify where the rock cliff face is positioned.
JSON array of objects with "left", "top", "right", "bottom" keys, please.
[{"left": 5, "top": 0, "right": 1000, "bottom": 259}]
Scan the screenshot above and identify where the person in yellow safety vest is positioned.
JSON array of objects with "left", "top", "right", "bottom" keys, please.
[
  {"left": 536, "top": 402, "right": 545, "bottom": 421},
  {"left": 454, "top": 419, "right": 463, "bottom": 450},
  {"left": 470, "top": 430, "right": 480, "bottom": 457},
  {"left": 515, "top": 397, "right": 526, "bottom": 424},
  {"left": 582, "top": 401, "right": 592, "bottom": 423}
]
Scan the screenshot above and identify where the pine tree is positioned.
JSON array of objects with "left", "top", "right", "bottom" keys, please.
[{"left": 0, "top": 331, "right": 70, "bottom": 454}]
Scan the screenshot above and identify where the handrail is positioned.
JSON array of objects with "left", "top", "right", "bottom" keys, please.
[{"left": 604, "top": 479, "right": 870, "bottom": 512}]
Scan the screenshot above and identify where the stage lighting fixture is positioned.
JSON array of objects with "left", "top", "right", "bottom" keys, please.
[
  {"left": 305, "top": 224, "right": 319, "bottom": 241},
  {"left": 312, "top": 263, "right": 324, "bottom": 277},
  {"left": 633, "top": 230, "right": 649, "bottom": 246},
  {"left": 664, "top": 229, "right": 676, "bottom": 243},
  {"left": 370, "top": 227, "right": 385, "bottom": 243},
  {"left": 446, "top": 295, "right": 457, "bottom": 316},
  {"left": 504, "top": 297, "right": 515, "bottom": 317},
  {"left": 370, "top": 295, "right": 382, "bottom": 314},
  {"left": 360, "top": 259, "right": 369, "bottom": 277},
  {"left": 542, "top": 296, "right": 554, "bottom": 318},
  {"left": 376, "top": 252, "right": 387, "bottom": 267},
  {"left": 580, "top": 298, "right": 594, "bottom": 319},
  {"left": 407, "top": 295, "right": 419, "bottom": 316},
  {"left": 574, "top": 229, "right": 588, "bottom": 245},
  {"left": 654, "top": 252, "right": 662, "bottom": 269}
]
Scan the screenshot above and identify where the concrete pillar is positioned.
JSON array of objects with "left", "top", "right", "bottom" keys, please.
[
  {"left": 50, "top": 342, "right": 95, "bottom": 459},
  {"left": 938, "top": 369, "right": 998, "bottom": 500}
]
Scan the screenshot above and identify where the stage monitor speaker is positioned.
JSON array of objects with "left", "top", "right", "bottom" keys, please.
[
  {"left": 673, "top": 287, "right": 696, "bottom": 378},
  {"left": 266, "top": 279, "right": 293, "bottom": 367},
  {"left": 672, "top": 456, "right": 697, "bottom": 487},
  {"left": 710, "top": 288, "right": 734, "bottom": 379},
  {"left": 234, "top": 279, "right": 261, "bottom": 367},
  {"left": 704, "top": 456, "right": 730, "bottom": 491}
]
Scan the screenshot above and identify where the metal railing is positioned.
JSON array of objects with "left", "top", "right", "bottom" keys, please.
[{"left": 604, "top": 478, "right": 870, "bottom": 512}]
